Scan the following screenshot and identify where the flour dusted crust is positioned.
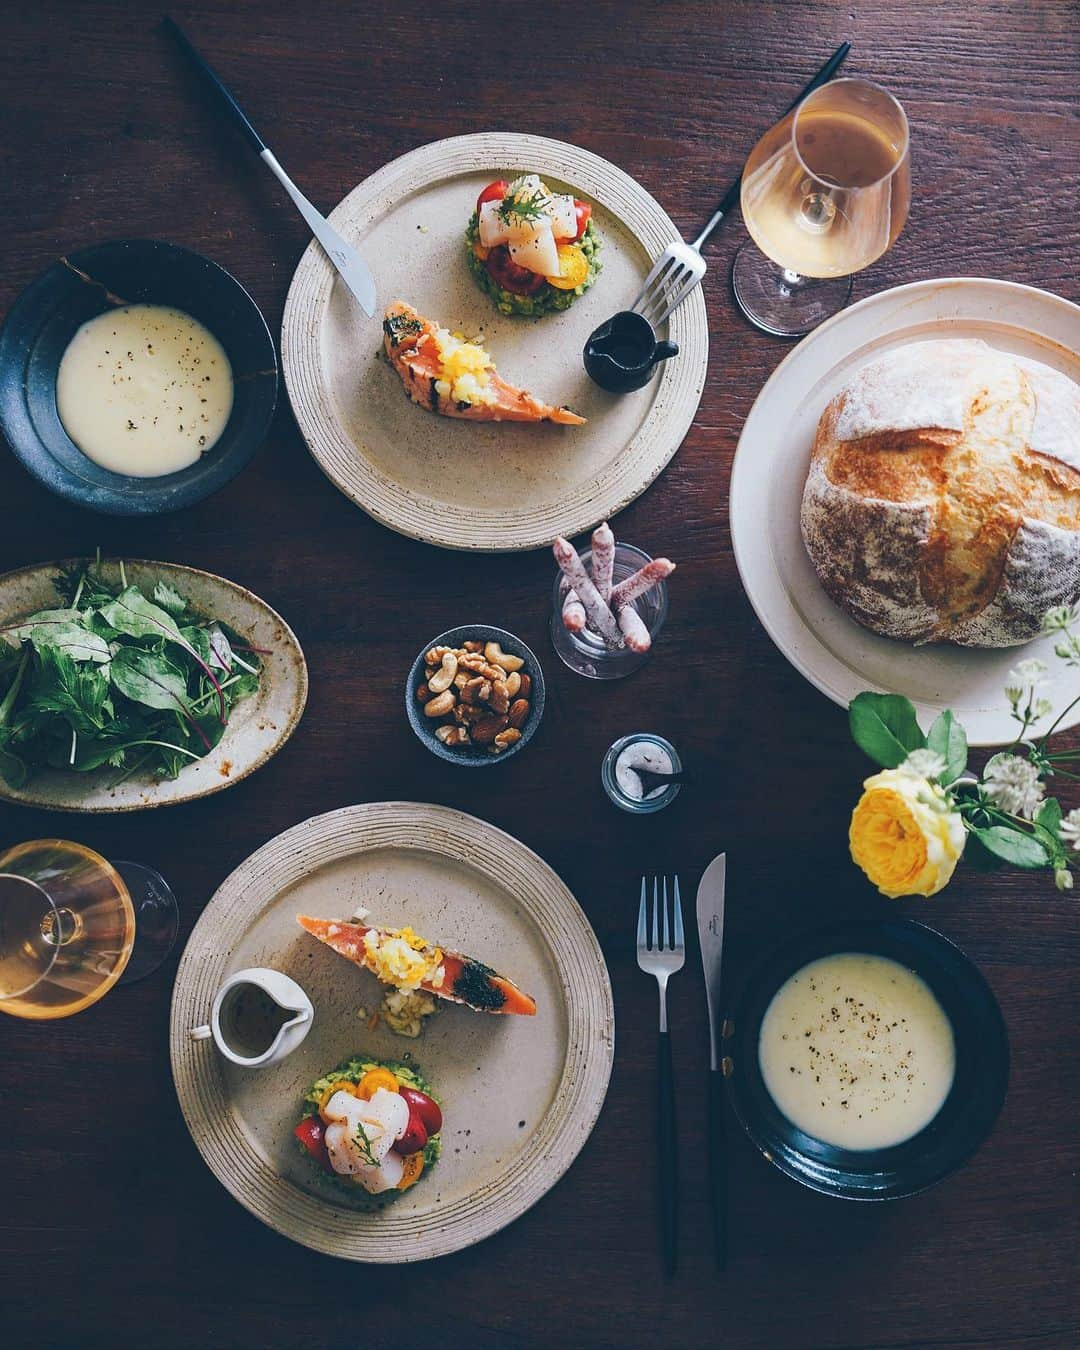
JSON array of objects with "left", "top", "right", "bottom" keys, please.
[{"left": 800, "top": 339, "right": 1080, "bottom": 647}]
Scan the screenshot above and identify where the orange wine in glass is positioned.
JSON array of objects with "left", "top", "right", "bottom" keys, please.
[
  {"left": 732, "top": 77, "right": 911, "bottom": 337},
  {"left": 0, "top": 839, "right": 177, "bottom": 1019}
]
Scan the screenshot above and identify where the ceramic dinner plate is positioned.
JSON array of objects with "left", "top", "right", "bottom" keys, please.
[
  {"left": 0, "top": 557, "right": 307, "bottom": 810},
  {"left": 281, "top": 132, "right": 708, "bottom": 551},
  {"left": 730, "top": 277, "right": 1080, "bottom": 746},
  {"left": 169, "top": 802, "right": 614, "bottom": 1262}
]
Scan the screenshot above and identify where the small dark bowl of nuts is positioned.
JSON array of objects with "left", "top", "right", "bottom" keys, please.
[{"left": 406, "top": 625, "right": 546, "bottom": 766}]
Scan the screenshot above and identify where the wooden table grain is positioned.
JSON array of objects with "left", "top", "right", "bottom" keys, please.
[{"left": 2, "top": 3, "right": 1078, "bottom": 1347}]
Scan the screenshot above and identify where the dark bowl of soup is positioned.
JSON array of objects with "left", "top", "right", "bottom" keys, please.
[
  {"left": 0, "top": 239, "right": 277, "bottom": 515},
  {"left": 724, "top": 918, "right": 1009, "bottom": 1200}
]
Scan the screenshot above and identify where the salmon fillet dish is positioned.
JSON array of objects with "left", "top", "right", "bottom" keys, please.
[
  {"left": 296, "top": 915, "right": 538, "bottom": 1016},
  {"left": 382, "top": 301, "right": 586, "bottom": 425}
]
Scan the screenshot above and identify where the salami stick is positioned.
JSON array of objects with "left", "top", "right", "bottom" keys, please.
[
  {"left": 610, "top": 558, "right": 675, "bottom": 610},
  {"left": 591, "top": 521, "right": 615, "bottom": 603},
  {"left": 617, "top": 603, "right": 651, "bottom": 653},
  {"left": 552, "top": 537, "right": 623, "bottom": 646},
  {"left": 561, "top": 588, "right": 587, "bottom": 632}
]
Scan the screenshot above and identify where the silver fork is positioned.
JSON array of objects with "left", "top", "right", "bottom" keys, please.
[
  {"left": 630, "top": 233, "right": 710, "bottom": 330},
  {"left": 630, "top": 42, "right": 852, "bottom": 329},
  {"left": 636, "top": 875, "right": 685, "bottom": 1275}
]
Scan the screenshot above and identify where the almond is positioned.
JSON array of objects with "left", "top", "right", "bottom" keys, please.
[
  {"left": 517, "top": 673, "right": 532, "bottom": 699},
  {"left": 471, "top": 713, "right": 510, "bottom": 744},
  {"left": 507, "top": 698, "right": 530, "bottom": 729}
]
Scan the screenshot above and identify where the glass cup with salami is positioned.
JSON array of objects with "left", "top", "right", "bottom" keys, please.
[
  {"left": 0, "top": 839, "right": 178, "bottom": 1020},
  {"left": 732, "top": 77, "right": 911, "bottom": 337},
  {"left": 550, "top": 524, "right": 673, "bottom": 680}
]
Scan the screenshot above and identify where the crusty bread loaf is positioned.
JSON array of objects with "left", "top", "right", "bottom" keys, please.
[{"left": 800, "top": 339, "right": 1080, "bottom": 647}]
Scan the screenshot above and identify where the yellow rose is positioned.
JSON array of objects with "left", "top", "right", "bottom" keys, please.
[{"left": 849, "top": 768, "right": 966, "bottom": 899}]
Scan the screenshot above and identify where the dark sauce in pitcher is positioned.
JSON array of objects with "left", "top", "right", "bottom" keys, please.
[{"left": 583, "top": 311, "right": 679, "bottom": 393}]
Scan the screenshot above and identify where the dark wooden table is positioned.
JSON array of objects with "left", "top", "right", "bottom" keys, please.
[{"left": 3, "top": 3, "right": 1078, "bottom": 1346}]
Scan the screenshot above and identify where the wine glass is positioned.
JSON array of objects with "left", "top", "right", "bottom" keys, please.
[
  {"left": 732, "top": 77, "right": 911, "bottom": 337},
  {"left": 0, "top": 839, "right": 178, "bottom": 1019}
]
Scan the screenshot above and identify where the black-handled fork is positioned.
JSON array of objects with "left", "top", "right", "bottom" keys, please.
[{"left": 637, "top": 876, "right": 685, "bottom": 1275}]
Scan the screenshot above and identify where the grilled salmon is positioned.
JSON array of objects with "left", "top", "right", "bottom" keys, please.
[
  {"left": 296, "top": 915, "right": 538, "bottom": 1016},
  {"left": 382, "top": 301, "right": 585, "bottom": 425}
]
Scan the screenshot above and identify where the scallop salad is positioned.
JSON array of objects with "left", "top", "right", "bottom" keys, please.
[
  {"left": 465, "top": 174, "right": 602, "bottom": 317},
  {"left": 293, "top": 1056, "right": 442, "bottom": 1203}
]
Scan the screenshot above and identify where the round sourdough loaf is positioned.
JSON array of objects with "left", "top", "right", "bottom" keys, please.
[{"left": 800, "top": 339, "right": 1080, "bottom": 647}]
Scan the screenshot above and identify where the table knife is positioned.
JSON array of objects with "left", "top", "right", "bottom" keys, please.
[
  {"left": 164, "top": 16, "right": 377, "bottom": 318},
  {"left": 696, "top": 852, "right": 728, "bottom": 1271}
]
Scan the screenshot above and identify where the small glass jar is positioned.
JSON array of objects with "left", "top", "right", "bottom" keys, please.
[
  {"left": 602, "top": 733, "right": 682, "bottom": 814},
  {"left": 550, "top": 542, "right": 669, "bottom": 680}
]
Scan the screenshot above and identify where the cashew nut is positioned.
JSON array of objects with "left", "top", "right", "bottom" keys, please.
[
  {"left": 504, "top": 671, "right": 521, "bottom": 698},
  {"left": 427, "top": 651, "right": 458, "bottom": 694},
  {"left": 423, "top": 689, "right": 456, "bottom": 718},
  {"left": 484, "top": 641, "right": 525, "bottom": 673}
]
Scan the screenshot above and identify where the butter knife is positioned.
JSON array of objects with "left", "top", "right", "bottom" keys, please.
[
  {"left": 164, "top": 16, "right": 377, "bottom": 318},
  {"left": 696, "top": 852, "right": 727, "bottom": 1271}
]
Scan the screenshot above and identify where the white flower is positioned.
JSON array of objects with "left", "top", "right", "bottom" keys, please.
[
  {"left": 1055, "top": 868, "right": 1073, "bottom": 892},
  {"left": 1042, "top": 605, "right": 1078, "bottom": 633},
  {"left": 982, "top": 753, "right": 1045, "bottom": 819},
  {"left": 901, "top": 748, "right": 947, "bottom": 780},
  {"left": 1060, "top": 808, "right": 1080, "bottom": 852},
  {"left": 1010, "top": 657, "right": 1048, "bottom": 686},
  {"left": 1034, "top": 698, "right": 1054, "bottom": 720}
]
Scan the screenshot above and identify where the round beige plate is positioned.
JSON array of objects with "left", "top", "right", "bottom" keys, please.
[
  {"left": 0, "top": 558, "right": 307, "bottom": 810},
  {"left": 282, "top": 132, "right": 708, "bottom": 551},
  {"left": 730, "top": 278, "right": 1080, "bottom": 746},
  {"left": 169, "top": 802, "right": 614, "bottom": 1262}
]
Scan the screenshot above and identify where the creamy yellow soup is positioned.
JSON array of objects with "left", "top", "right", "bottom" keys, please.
[
  {"left": 758, "top": 952, "right": 955, "bottom": 1151},
  {"left": 56, "top": 304, "right": 233, "bottom": 477}
]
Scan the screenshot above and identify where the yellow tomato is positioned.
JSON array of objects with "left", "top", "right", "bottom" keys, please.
[
  {"left": 356, "top": 1067, "right": 400, "bottom": 1100},
  {"left": 546, "top": 244, "right": 588, "bottom": 290},
  {"left": 318, "top": 1080, "right": 358, "bottom": 1123},
  {"left": 397, "top": 1151, "right": 425, "bottom": 1190}
]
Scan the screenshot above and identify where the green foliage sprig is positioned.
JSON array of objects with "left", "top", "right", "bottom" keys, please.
[{"left": 849, "top": 607, "right": 1080, "bottom": 892}]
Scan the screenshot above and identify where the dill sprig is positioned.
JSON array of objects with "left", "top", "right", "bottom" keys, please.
[
  {"left": 352, "top": 1120, "right": 380, "bottom": 1168},
  {"left": 498, "top": 187, "right": 550, "bottom": 226}
]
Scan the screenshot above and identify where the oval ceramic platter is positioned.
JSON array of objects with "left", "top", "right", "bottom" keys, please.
[
  {"left": 282, "top": 132, "right": 708, "bottom": 551},
  {"left": 0, "top": 558, "right": 307, "bottom": 810},
  {"left": 730, "top": 278, "right": 1080, "bottom": 746},
  {"left": 169, "top": 802, "right": 614, "bottom": 1262}
]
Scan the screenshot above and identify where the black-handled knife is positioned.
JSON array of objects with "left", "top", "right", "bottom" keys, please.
[
  {"left": 696, "top": 852, "right": 728, "bottom": 1271},
  {"left": 163, "top": 15, "right": 377, "bottom": 317}
]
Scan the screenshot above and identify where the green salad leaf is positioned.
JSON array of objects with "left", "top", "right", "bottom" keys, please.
[{"left": 0, "top": 560, "right": 265, "bottom": 789}]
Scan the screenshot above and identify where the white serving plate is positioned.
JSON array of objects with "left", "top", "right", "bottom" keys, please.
[
  {"left": 282, "top": 132, "right": 708, "bottom": 551},
  {"left": 730, "top": 278, "right": 1080, "bottom": 746},
  {"left": 0, "top": 558, "right": 307, "bottom": 810},
  {"left": 169, "top": 802, "right": 614, "bottom": 1263}
]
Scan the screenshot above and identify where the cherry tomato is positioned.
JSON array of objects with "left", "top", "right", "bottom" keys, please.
[
  {"left": 484, "top": 246, "right": 546, "bottom": 296},
  {"left": 397, "top": 1150, "right": 425, "bottom": 1190},
  {"left": 356, "top": 1067, "right": 399, "bottom": 1100},
  {"left": 546, "top": 244, "right": 588, "bottom": 290},
  {"left": 571, "top": 200, "right": 592, "bottom": 241},
  {"left": 293, "top": 1117, "right": 333, "bottom": 1173},
  {"left": 476, "top": 179, "right": 509, "bottom": 214},
  {"left": 399, "top": 1087, "right": 443, "bottom": 1136},
  {"left": 396, "top": 1109, "right": 428, "bottom": 1156}
]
